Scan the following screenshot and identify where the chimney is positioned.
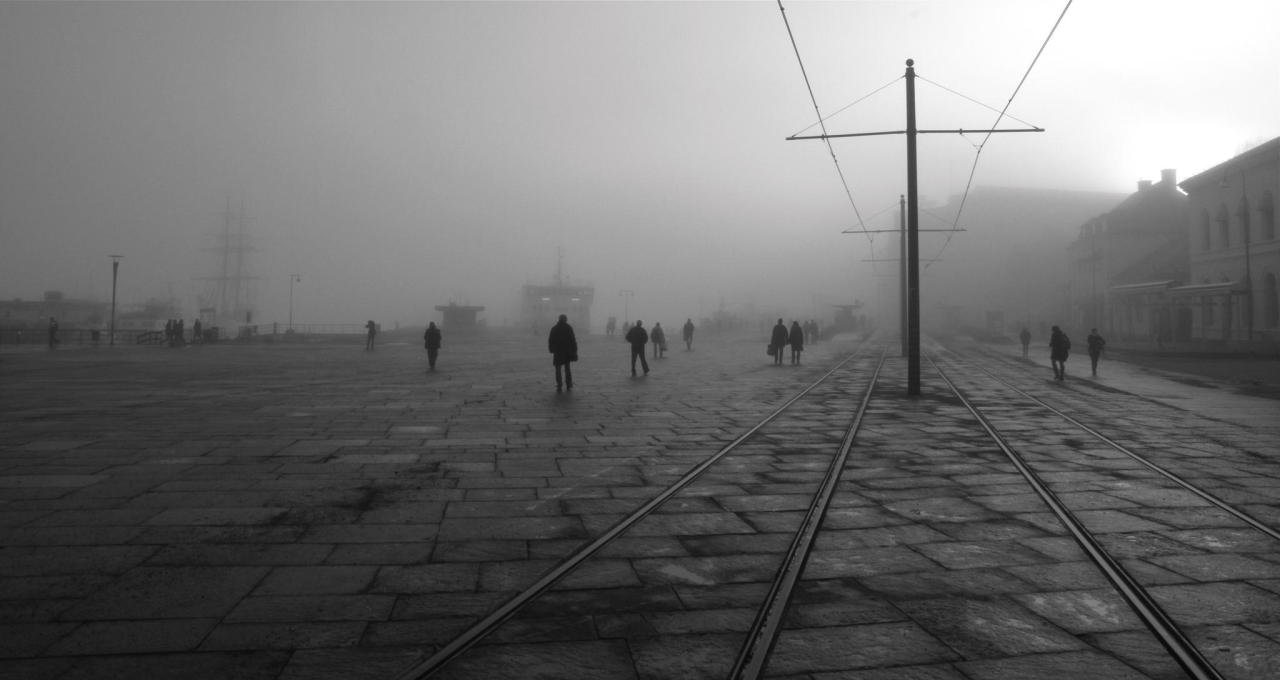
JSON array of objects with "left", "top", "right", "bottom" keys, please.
[
  {"left": 1138, "top": 179, "right": 1154, "bottom": 191},
  {"left": 1160, "top": 168, "right": 1176, "bottom": 190}
]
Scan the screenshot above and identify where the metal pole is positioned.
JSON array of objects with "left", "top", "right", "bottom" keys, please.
[
  {"left": 109, "top": 255, "right": 122, "bottom": 346},
  {"left": 288, "top": 274, "right": 300, "bottom": 331},
  {"left": 905, "top": 59, "right": 921, "bottom": 395},
  {"left": 899, "top": 194, "right": 908, "bottom": 358}
]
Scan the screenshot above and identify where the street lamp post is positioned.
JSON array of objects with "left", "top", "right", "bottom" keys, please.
[
  {"left": 619, "top": 289, "right": 634, "bottom": 326},
  {"left": 288, "top": 274, "right": 301, "bottom": 331},
  {"left": 109, "top": 255, "right": 123, "bottom": 346}
]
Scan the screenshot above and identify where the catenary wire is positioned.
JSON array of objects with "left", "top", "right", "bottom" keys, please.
[
  {"left": 925, "top": 0, "right": 1073, "bottom": 271},
  {"left": 790, "top": 75, "right": 904, "bottom": 139},
  {"left": 776, "top": 0, "right": 872, "bottom": 254}
]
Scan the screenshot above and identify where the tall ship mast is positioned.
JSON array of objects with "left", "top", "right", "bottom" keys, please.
[{"left": 197, "top": 198, "right": 257, "bottom": 329}]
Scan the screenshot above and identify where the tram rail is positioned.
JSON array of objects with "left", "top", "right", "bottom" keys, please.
[
  {"left": 395, "top": 344, "right": 884, "bottom": 680},
  {"left": 392, "top": 338, "right": 1274, "bottom": 680}
]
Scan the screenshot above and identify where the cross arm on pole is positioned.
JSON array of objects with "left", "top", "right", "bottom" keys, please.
[
  {"left": 842, "top": 228, "right": 968, "bottom": 234},
  {"left": 788, "top": 127, "right": 1042, "bottom": 141}
]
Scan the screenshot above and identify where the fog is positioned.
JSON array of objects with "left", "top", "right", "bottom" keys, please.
[{"left": 2, "top": 1, "right": 1277, "bottom": 333}]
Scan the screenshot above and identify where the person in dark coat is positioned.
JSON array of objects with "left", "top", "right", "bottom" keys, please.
[
  {"left": 1049, "top": 325, "right": 1071, "bottom": 381},
  {"left": 548, "top": 314, "right": 577, "bottom": 391},
  {"left": 365, "top": 320, "right": 377, "bottom": 350},
  {"left": 1019, "top": 327, "right": 1031, "bottom": 359},
  {"left": 650, "top": 322, "right": 666, "bottom": 359},
  {"left": 48, "top": 317, "right": 59, "bottom": 349},
  {"left": 424, "top": 322, "right": 442, "bottom": 370},
  {"left": 769, "top": 318, "right": 788, "bottom": 365},
  {"left": 789, "top": 320, "right": 805, "bottom": 364},
  {"left": 625, "top": 320, "right": 650, "bottom": 376},
  {"left": 682, "top": 318, "right": 695, "bottom": 350},
  {"left": 1086, "top": 328, "right": 1106, "bottom": 376}
]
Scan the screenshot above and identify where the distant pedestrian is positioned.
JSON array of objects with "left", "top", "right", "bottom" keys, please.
[
  {"left": 789, "top": 320, "right": 805, "bottom": 364},
  {"left": 365, "top": 320, "right": 377, "bottom": 350},
  {"left": 769, "top": 318, "right": 788, "bottom": 365},
  {"left": 626, "top": 320, "right": 650, "bottom": 376},
  {"left": 682, "top": 318, "right": 695, "bottom": 350},
  {"left": 606, "top": 316, "right": 617, "bottom": 337},
  {"left": 651, "top": 322, "right": 666, "bottom": 359},
  {"left": 1049, "top": 325, "right": 1071, "bottom": 381},
  {"left": 1087, "top": 328, "right": 1106, "bottom": 376},
  {"left": 47, "top": 317, "right": 58, "bottom": 349},
  {"left": 192, "top": 319, "right": 203, "bottom": 344},
  {"left": 424, "top": 322, "right": 442, "bottom": 370},
  {"left": 548, "top": 314, "right": 577, "bottom": 391},
  {"left": 1019, "top": 327, "right": 1031, "bottom": 359}
]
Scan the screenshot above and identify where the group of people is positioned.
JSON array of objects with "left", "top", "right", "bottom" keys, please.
[
  {"left": 1021, "top": 325, "right": 1107, "bottom": 380},
  {"left": 546, "top": 316, "right": 699, "bottom": 389},
  {"left": 164, "top": 318, "right": 202, "bottom": 346},
  {"left": 768, "top": 319, "right": 809, "bottom": 365}
]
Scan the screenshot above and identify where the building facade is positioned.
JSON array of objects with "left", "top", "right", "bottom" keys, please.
[
  {"left": 1177, "top": 137, "right": 1280, "bottom": 346},
  {"left": 1067, "top": 169, "right": 1188, "bottom": 341}
]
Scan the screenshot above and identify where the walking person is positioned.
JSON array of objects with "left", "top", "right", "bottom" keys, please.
[
  {"left": 651, "top": 322, "right": 666, "bottom": 359},
  {"left": 789, "top": 320, "right": 805, "bottom": 364},
  {"left": 1019, "top": 327, "right": 1031, "bottom": 359},
  {"left": 682, "top": 318, "right": 695, "bottom": 350},
  {"left": 626, "top": 320, "right": 650, "bottom": 376},
  {"left": 769, "top": 318, "right": 788, "bottom": 366},
  {"left": 1049, "top": 325, "right": 1071, "bottom": 381},
  {"left": 1086, "top": 328, "right": 1106, "bottom": 377},
  {"left": 548, "top": 314, "right": 577, "bottom": 391},
  {"left": 47, "top": 317, "right": 58, "bottom": 349},
  {"left": 365, "top": 320, "right": 377, "bottom": 350},
  {"left": 424, "top": 322, "right": 442, "bottom": 371}
]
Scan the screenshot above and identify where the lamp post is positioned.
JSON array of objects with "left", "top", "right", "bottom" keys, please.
[
  {"left": 288, "top": 274, "right": 301, "bottom": 331},
  {"left": 109, "top": 255, "right": 123, "bottom": 346},
  {"left": 619, "top": 289, "right": 634, "bottom": 326}
]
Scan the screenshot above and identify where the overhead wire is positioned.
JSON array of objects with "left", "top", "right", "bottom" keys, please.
[
  {"left": 776, "top": 0, "right": 875, "bottom": 274},
  {"left": 791, "top": 75, "right": 903, "bottom": 139},
  {"left": 924, "top": 0, "right": 1073, "bottom": 270}
]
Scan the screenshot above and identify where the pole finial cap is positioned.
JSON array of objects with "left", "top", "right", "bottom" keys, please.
[{"left": 906, "top": 58, "right": 914, "bottom": 67}]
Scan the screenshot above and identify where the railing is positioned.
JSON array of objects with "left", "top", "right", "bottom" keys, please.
[{"left": 0, "top": 328, "right": 158, "bottom": 347}]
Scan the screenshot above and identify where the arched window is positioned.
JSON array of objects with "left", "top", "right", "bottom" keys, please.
[
  {"left": 1200, "top": 209, "right": 1212, "bottom": 251},
  {"left": 1216, "top": 203, "right": 1230, "bottom": 248},
  {"left": 1261, "top": 191, "right": 1276, "bottom": 242}
]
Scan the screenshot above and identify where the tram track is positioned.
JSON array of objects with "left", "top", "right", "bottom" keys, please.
[
  {"left": 928, "top": 351, "right": 1227, "bottom": 680},
  {"left": 395, "top": 344, "right": 886, "bottom": 680},
  {"left": 391, "top": 338, "right": 1275, "bottom": 680}
]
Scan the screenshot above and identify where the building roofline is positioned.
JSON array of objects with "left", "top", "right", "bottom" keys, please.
[{"left": 1180, "top": 136, "right": 1280, "bottom": 189}]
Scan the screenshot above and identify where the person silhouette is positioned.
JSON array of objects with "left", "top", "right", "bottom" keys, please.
[
  {"left": 625, "top": 320, "right": 650, "bottom": 376},
  {"left": 548, "top": 314, "right": 577, "bottom": 391},
  {"left": 424, "top": 322, "right": 442, "bottom": 370}
]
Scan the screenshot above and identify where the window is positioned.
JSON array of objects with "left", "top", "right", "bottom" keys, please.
[
  {"left": 1261, "top": 191, "right": 1276, "bottom": 241},
  {"left": 1216, "top": 203, "right": 1230, "bottom": 248},
  {"left": 1200, "top": 209, "right": 1212, "bottom": 251}
]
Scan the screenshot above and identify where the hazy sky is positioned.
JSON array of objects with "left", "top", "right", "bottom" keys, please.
[{"left": 1, "top": 1, "right": 1277, "bottom": 328}]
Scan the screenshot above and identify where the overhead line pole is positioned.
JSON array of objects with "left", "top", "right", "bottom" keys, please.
[
  {"left": 900, "top": 194, "right": 907, "bottom": 358},
  {"left": 905, "top": 61, "right": 920, "bottom": 390},
  {"left": 789, "top": 58, "right": 1043, "bottom": 396}
]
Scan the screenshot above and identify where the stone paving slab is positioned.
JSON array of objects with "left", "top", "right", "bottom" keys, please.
[{"left": 2, "top": 331, "right": 1278, "bottom": 678}]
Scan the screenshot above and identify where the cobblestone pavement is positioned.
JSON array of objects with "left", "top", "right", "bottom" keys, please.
[{"left": 0, "top": 330, "right": 1277, "bottom": 679}]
